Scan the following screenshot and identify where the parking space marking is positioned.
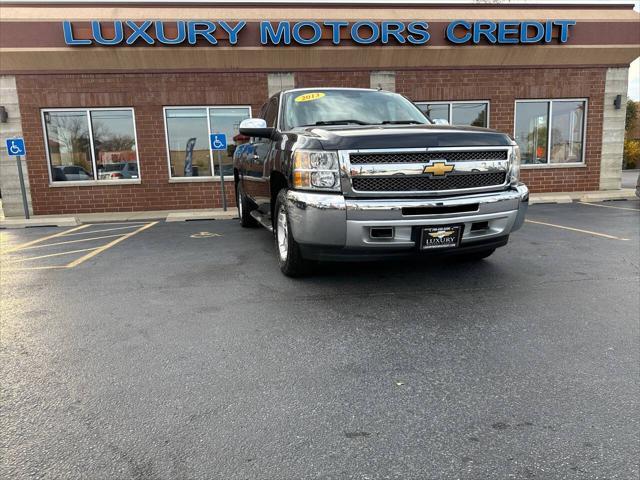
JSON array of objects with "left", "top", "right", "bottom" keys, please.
[
  {"left": 578, "top": 202, "right": 640, "bottom": 212},
  {"left": 1, "top": 224, "right": 90, "bottom": 254},
  {"left": 66, "top": 221, "right": 158, "bottom": 268},
  {"left": 60, "top": 224, "right": 146, "bottom": 237},
  {"left": 2, "top": 221, "right": 158, "bottom": 271},
  {"left": 525, "top": 219, "right": 630, "bottom": 241},
  {"left": 7, "top": 247, "right": 99, "bottom": 263},
  {"left": 17, "top": 233, "right": 128, "bottom": 251}
]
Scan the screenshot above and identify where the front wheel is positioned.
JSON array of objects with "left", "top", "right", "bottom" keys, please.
[
  {"left": 274, "top": 189, "right": 310, "bottom": 277},
  {"left": 236, "top": 181, "right": 257, "bottom": 228}
]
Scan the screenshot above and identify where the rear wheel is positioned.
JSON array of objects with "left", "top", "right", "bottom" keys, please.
[
  {"left": 236, "top": 182, "right": 257, "bottom": 228},
  {"left": 274, "top": 189, "right": 310, "bottom": 277},
  {"left": 457, "top": 248, "right": 495, "bottom": 261}
]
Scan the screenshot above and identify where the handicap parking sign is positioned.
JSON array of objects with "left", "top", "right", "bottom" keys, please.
[
  {"left": 6, "top": 138, "right": 26, "bottom": 156},
  {"left": 210, "top": 133, "right": 227, "bottom": 151}
]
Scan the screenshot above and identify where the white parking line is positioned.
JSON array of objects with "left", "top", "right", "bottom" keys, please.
[
  {"left": 525, "top": 219, "right": 630, "bottom": 241},
  {"left": 579, "top": 202, "right": 640, "bottom": 212},
  {"left": 1, "top": 224, "right": 90, "bottom": 253},
  {"left": 7, "top": 247, "right": 99, "bottom": 263},
  {"left": 15, "top": 233, "right": 127, "bottom": 251}
]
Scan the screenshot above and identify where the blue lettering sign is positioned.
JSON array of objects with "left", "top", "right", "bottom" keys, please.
[
  {"left": 92, "top": 20, "right": 124, "bottom": 45},
  {"left": 292, "top": 21, "right": 322, "bottom": 45},
  {"left": 155, "top": 21, "right": 186, "bottom": 44},
  {"left": 406, "top": 21, "right": 430, "bottom": 45},
  {"left": 61, "top": 19, "right": 576, "bottom": 47},
  {"left": 218, "top": 21, "right": 246, "bottom": 45},
  {"left": 351, "top": 21, "right": 380, "bottom": 44},
  {"left": 260, "top": 21, "right": 291, "bottom": 45}
]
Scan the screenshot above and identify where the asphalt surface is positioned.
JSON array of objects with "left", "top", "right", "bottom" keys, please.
[{"left": 1, "top": 200, "right": 639, "bottom": 480}]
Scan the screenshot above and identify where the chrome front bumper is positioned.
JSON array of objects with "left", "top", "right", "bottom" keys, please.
[{"left": 285, "top": 184, "right": 529, "bottom": 250}]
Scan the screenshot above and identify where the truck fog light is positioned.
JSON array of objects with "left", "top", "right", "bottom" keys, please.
[{"left": 311, "top": 171, "right": 337, "bottom": 188}]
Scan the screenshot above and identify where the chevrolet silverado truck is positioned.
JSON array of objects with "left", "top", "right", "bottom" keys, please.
[{"left": 233, "top": 88, "right": 528, "bottom": 276}]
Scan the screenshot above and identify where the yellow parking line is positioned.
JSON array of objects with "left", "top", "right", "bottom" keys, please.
[
  {"left": 60, "top": 224, "right": 143, "bottom": 236},
  {"left": 17, "top": 233, "right": 127, "bottom": 251},
  {"left": 525, "top": 219, "right": 630, "bottom": 241},
  {"left": 7, "top": 247, "right": 99, "bottom": 263},
  {"left": 579, "top": 202, "right": 640, "bottom": 212},
  {"left": 66, "top": 221, "right": 158, "bottom": 268},
  {"left": 1, "top": 224, "right": 90, "bottom": 254}
]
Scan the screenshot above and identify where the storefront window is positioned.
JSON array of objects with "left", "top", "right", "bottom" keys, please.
[
  {"left": 91, "top": 110, "right": 138, "bottom": 180},
  {"left": 165, "top": 108, "right": 211, "bottom": 177},
  {"left": 164, "top": 106, "right": 251, "bottom": 178},
  {"left": 515, "top": 100, "right": 586, "bottom": 165},
  {"left": 416, "top": 101, "right": 488, "bottom": 127},
  {"left": 43, "top": 108, "right": 139, "bottom": 183}
]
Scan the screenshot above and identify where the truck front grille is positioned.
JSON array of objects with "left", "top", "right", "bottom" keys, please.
[
  {"left": 351, "top": 172, "right": 507, "bottom": 192},
  {"left": 349, "top": 150, "right": 508, "bottom": 165}
]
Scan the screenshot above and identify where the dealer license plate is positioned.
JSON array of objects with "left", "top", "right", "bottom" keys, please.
[{"left": 420, "top": 225, "right": 463, "bottom": 250}]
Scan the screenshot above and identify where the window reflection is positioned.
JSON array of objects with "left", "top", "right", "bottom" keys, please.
[
  {"left": 209, "top": 108, "right": 251, "bottom": 177},
  {"left": 91, "top": 110, "right": 138, "bottom": 180},
  {"left": 165, "top": 108, "right": 210, "bottom": 177},
  {"left": 417, "top": 103, "right": 450, "bottom": 123},
  {"left": 515, "top": 102, "right": 549, "bottom": 165},
  {"left": 550, "top": 101, "right": 585, "bottom": 163},
  {"left": 452, "top": 103, "right": 487, "bottom": 127},
  {"left": 44, "top": 111, "right": 93, "bottom": 181}
]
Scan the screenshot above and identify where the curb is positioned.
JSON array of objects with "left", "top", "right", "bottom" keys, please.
[
  {"left": 166, "top": 210, "right": 237, "bottom": 222},
  {"left": 0, "top": 217, "right": 79, "bottom": 229}
]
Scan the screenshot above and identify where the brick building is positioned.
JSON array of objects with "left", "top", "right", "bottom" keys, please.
[{"left": 0, "top": 1, "right": 638, "bottom": 216}]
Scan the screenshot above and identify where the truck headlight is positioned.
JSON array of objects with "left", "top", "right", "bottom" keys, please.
[
  {"left": 292, "top": 150, "right": 340, "bottom": 191},
  {"left": 510, "top": 145, "right": 521, "bottom": 184}
]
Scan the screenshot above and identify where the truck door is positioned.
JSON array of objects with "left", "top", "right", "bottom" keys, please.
[{"left": 244, "top": 96, "right": 278, "bottom": 212}]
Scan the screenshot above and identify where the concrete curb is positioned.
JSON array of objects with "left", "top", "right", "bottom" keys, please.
[
  {"left": 166, "top": 210, "right": 237, "bottom": 222},
  {"left": 530, "top": 189, "right": 637, "bottom": 205},
  {"left": 0, "top": 216, "right": 79, "bottom": 229},
  {"left": 529, "top": 195, "right": 573, "bottom": 205}
]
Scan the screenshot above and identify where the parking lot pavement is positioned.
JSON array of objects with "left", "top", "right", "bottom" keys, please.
[{"left": 1, "top": 200, "right": 638, "bottom": 479}]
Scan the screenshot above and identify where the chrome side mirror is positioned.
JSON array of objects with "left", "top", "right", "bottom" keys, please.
[{"left": 239, "top": 118, "right": 275, "bottom": 138}]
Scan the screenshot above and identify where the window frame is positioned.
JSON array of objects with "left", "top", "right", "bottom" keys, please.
[
  {"left": 41, "top": 107, "right": 141, "bottom": 187},
  {"left": 514, "top": 98, "right": 588, "bottom": 169},
  {"left": 163, "top": 105, "right": 252, "bottom": 182},
  {"left": 415, "top": 100, "right": 490, "bottom": 127}
]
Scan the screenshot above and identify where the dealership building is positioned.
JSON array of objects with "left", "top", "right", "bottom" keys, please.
[{"left": 0, "top": 1, "right": 638, "bottom": 216}]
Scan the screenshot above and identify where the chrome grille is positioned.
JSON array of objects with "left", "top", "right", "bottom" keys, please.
[
  {"left": 351, "top": 172, "right": 507, "bottom": 192},
  {"left": 349, "top": 150, "right": 508, "bottom": 165}
]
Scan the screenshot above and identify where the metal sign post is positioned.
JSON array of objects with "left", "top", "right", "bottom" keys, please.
[
  {"left": 6, "top": 138, "right": 29, "bottom": 219},
  {"left": 210, "top": 133, "right": 228, "bottom": 211}
]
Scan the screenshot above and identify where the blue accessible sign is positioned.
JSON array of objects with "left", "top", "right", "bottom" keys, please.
[
  {"left": 210, "top": 133, "right": 227, "bottom": 151},
  {"left": 6, "top": 138, "right": 26, "bottom": 156}
]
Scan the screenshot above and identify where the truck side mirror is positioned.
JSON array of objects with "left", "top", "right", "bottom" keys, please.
[{"left": 239, "top": 118, "right": 275, "bottom": 139}]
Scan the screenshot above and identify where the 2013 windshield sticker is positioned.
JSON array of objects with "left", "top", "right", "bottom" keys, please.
[{"left": 295, "top": 92, "right": 326, "bottom": 102}]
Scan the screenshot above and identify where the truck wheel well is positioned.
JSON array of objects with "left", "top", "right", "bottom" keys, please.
[{"left": 270, "top": 171, "right": 288, "bottom": 220}]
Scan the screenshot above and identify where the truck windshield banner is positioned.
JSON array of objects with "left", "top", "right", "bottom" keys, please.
[{"left": 62, "top": 20, "right": 576, "bottom": 46}]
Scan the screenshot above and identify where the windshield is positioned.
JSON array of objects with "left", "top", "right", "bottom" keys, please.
[{"left": 282, "top": 89, "right": 431, "bottom": 130}]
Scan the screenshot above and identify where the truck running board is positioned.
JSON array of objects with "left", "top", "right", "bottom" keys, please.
[{"left": 250, "top": 210, "right": 273, "bottom": 233}]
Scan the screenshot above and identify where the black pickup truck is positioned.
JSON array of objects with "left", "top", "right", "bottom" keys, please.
[{"left": 233, "top": 88, "right": 528, "bottom": 276}]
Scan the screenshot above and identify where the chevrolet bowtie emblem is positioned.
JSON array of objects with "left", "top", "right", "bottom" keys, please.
[
  {"left": 428, "top": 230, "right": 455, "bottom": 239},
  {"left": 423, "top": 161, "right": 454, "bottom": 176}
]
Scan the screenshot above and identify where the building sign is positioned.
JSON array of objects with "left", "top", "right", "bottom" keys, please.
[{"left": 62, "top": 20, "right": 576, "bottom": 46}]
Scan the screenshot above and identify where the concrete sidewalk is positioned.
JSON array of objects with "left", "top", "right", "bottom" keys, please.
[{"left": 1, "top": 190, "right": 637, "bottom": 228}]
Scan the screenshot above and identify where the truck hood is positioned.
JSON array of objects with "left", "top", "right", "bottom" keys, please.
[{"left": 290, "top": 124, "right": 513, "bottom": 150}]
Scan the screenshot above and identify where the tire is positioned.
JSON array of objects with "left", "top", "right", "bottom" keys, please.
[
  {"left": 236, "top": 181, "right": 258, "bottom": 228},
  {"left": 457, "top": 248, "right": 495, "bottom": 262},
  {"left": 274, "top": 189, "right": 310, "bottom": 277}
]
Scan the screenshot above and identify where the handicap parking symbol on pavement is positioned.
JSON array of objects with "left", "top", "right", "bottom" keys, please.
[
  {"left": 210, "top": 133, "right": 227, "bottom": 151},
  {"left": 6, "top": 138, "right": 26, "bottom": 156}
]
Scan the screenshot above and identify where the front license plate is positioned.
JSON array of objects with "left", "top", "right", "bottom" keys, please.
[{"left": 420, "top": 225, "right": 463, "bottom": 250}]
